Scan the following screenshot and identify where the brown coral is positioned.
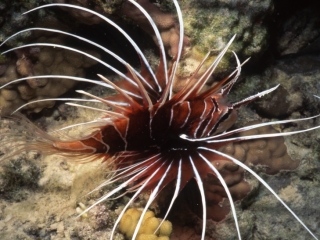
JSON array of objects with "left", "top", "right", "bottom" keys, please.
[
  {"left": 223, "top": 121, "right": 299, "bottom": 173},
  {"left": 0, "top": 20, "right": 100, "bottom": 115},
  {"left": 121, "top": 0, "right": 190, "bottom": 59},
  {"left": 188, "top": 121, "right": 299, "bottom": 222}
]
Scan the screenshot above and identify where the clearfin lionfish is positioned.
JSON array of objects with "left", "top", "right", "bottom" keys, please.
[{"left": 0, "top": 1, "right": 319, "bottom": 240}]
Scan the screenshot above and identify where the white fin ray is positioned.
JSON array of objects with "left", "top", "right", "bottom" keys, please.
[
  {"left": 221, "top": 57, "right": 250, "bottom": 96},
  {"left": 198, "top": 57, "right": 250, "bottom": 100},
  {"left": 127, "top": 0, "right": 166, "bottom": 91},
  {"left": 12, "top": 98, "right": 99, "bottom": 114},
  {"left": 169, "top": 0, "right": 185, "bottom": 99},
  {"left": 198, "top": 152, "right": 241, "bottom": 240},
  {"left": 50, "top": 119, "right": 114, "bottom": 134},
  {"left": 22, "top": 3, "right": 159, "bottom": 88},
  {"left": 126, "top": 64, "right": 153, "bottom": 111},
  {"left": 176, "top": 51, "right": 211, "bottom": 102},
  {"left": 98, "top": 74, "right": 142, "bottom": 110},
  {"left": 77, "top": 156, "right": 163, "bottom": 218},
  {"left": 155, "top": 158, "right": 182, "bottom": 234},
  {"left": 178, "top": 35, "right": 236, "bottom": 101},
  {"left": 157, "top": 62, "right": 177, "bottom": 107},
  {"left": 232, "top": 85, "right": 280, "bottom": 108},
  {"left": 65, "top": 102, "right": 118, "bottom": 115},
  {"left": 189, "top": 155, "right": 206, "bottom": 240},
  {"left": 0, "top": 27, "right": 155, "bottom": 93},
  {"left": 181, "top": 123, "right": 320, "bottom": 143},
  {"left": 132, "top": 161, "right": 173, "bottom": 240},
  {"left": 192, "top": 114, "right": 320, "bottom": 142},
  {"left": 220, "top": 51, "right": 242, "bottom": 96},
  {"left": 76, "top": 90, "right": 129, "bottom": 113},
  {"left": 0, "top": 75, "right": 143, "bottom": 99},
  {"left": 106, "top": 157, "right": 159, "bottom": 184},
  {"left": 2, "top": 43, "right": 138, "bottom": 87},
  {"left": 198, "top": 146, "right": 318, "bottom": 240},
  {"left": 197, "top": 35, "right": 236, "bottom": 93},
  {"left": 0, "top": 75, "right": 111, "bottom": 90},
  {"left": 86, "top": 154, "right": 161, "bottom": 196},
  {"left": 110, "top": 158, "right": 167, "bottom": 239}
]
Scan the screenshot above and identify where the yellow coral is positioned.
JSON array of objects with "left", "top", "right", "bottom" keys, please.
[
  {"left": 119, "top": 208, "right": 172, "bottom": 240},
  {"left": 159, "top": 220, "right": 172, "bottom": 237},
  {"left": 158, "top": 237, "right": 170, "bottom": 240},
  {"left": 136, "top": 234, "right": 158, "bottom": 240}
]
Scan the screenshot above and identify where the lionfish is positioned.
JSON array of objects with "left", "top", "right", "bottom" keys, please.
[{"left": 0, "top": 1, "right": 319, "bottom": 239}]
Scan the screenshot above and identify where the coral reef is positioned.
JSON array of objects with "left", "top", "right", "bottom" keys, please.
[
  {"left": 119, "top": 208, "right": 172, "bottom": 240},
  {"left": 0, "top": 1, "right": 320, "bottom": 240}
]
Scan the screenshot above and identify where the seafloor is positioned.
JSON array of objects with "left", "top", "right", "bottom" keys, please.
[{"left": 0, "top": 0, "right": 320, "bottom": 239}]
